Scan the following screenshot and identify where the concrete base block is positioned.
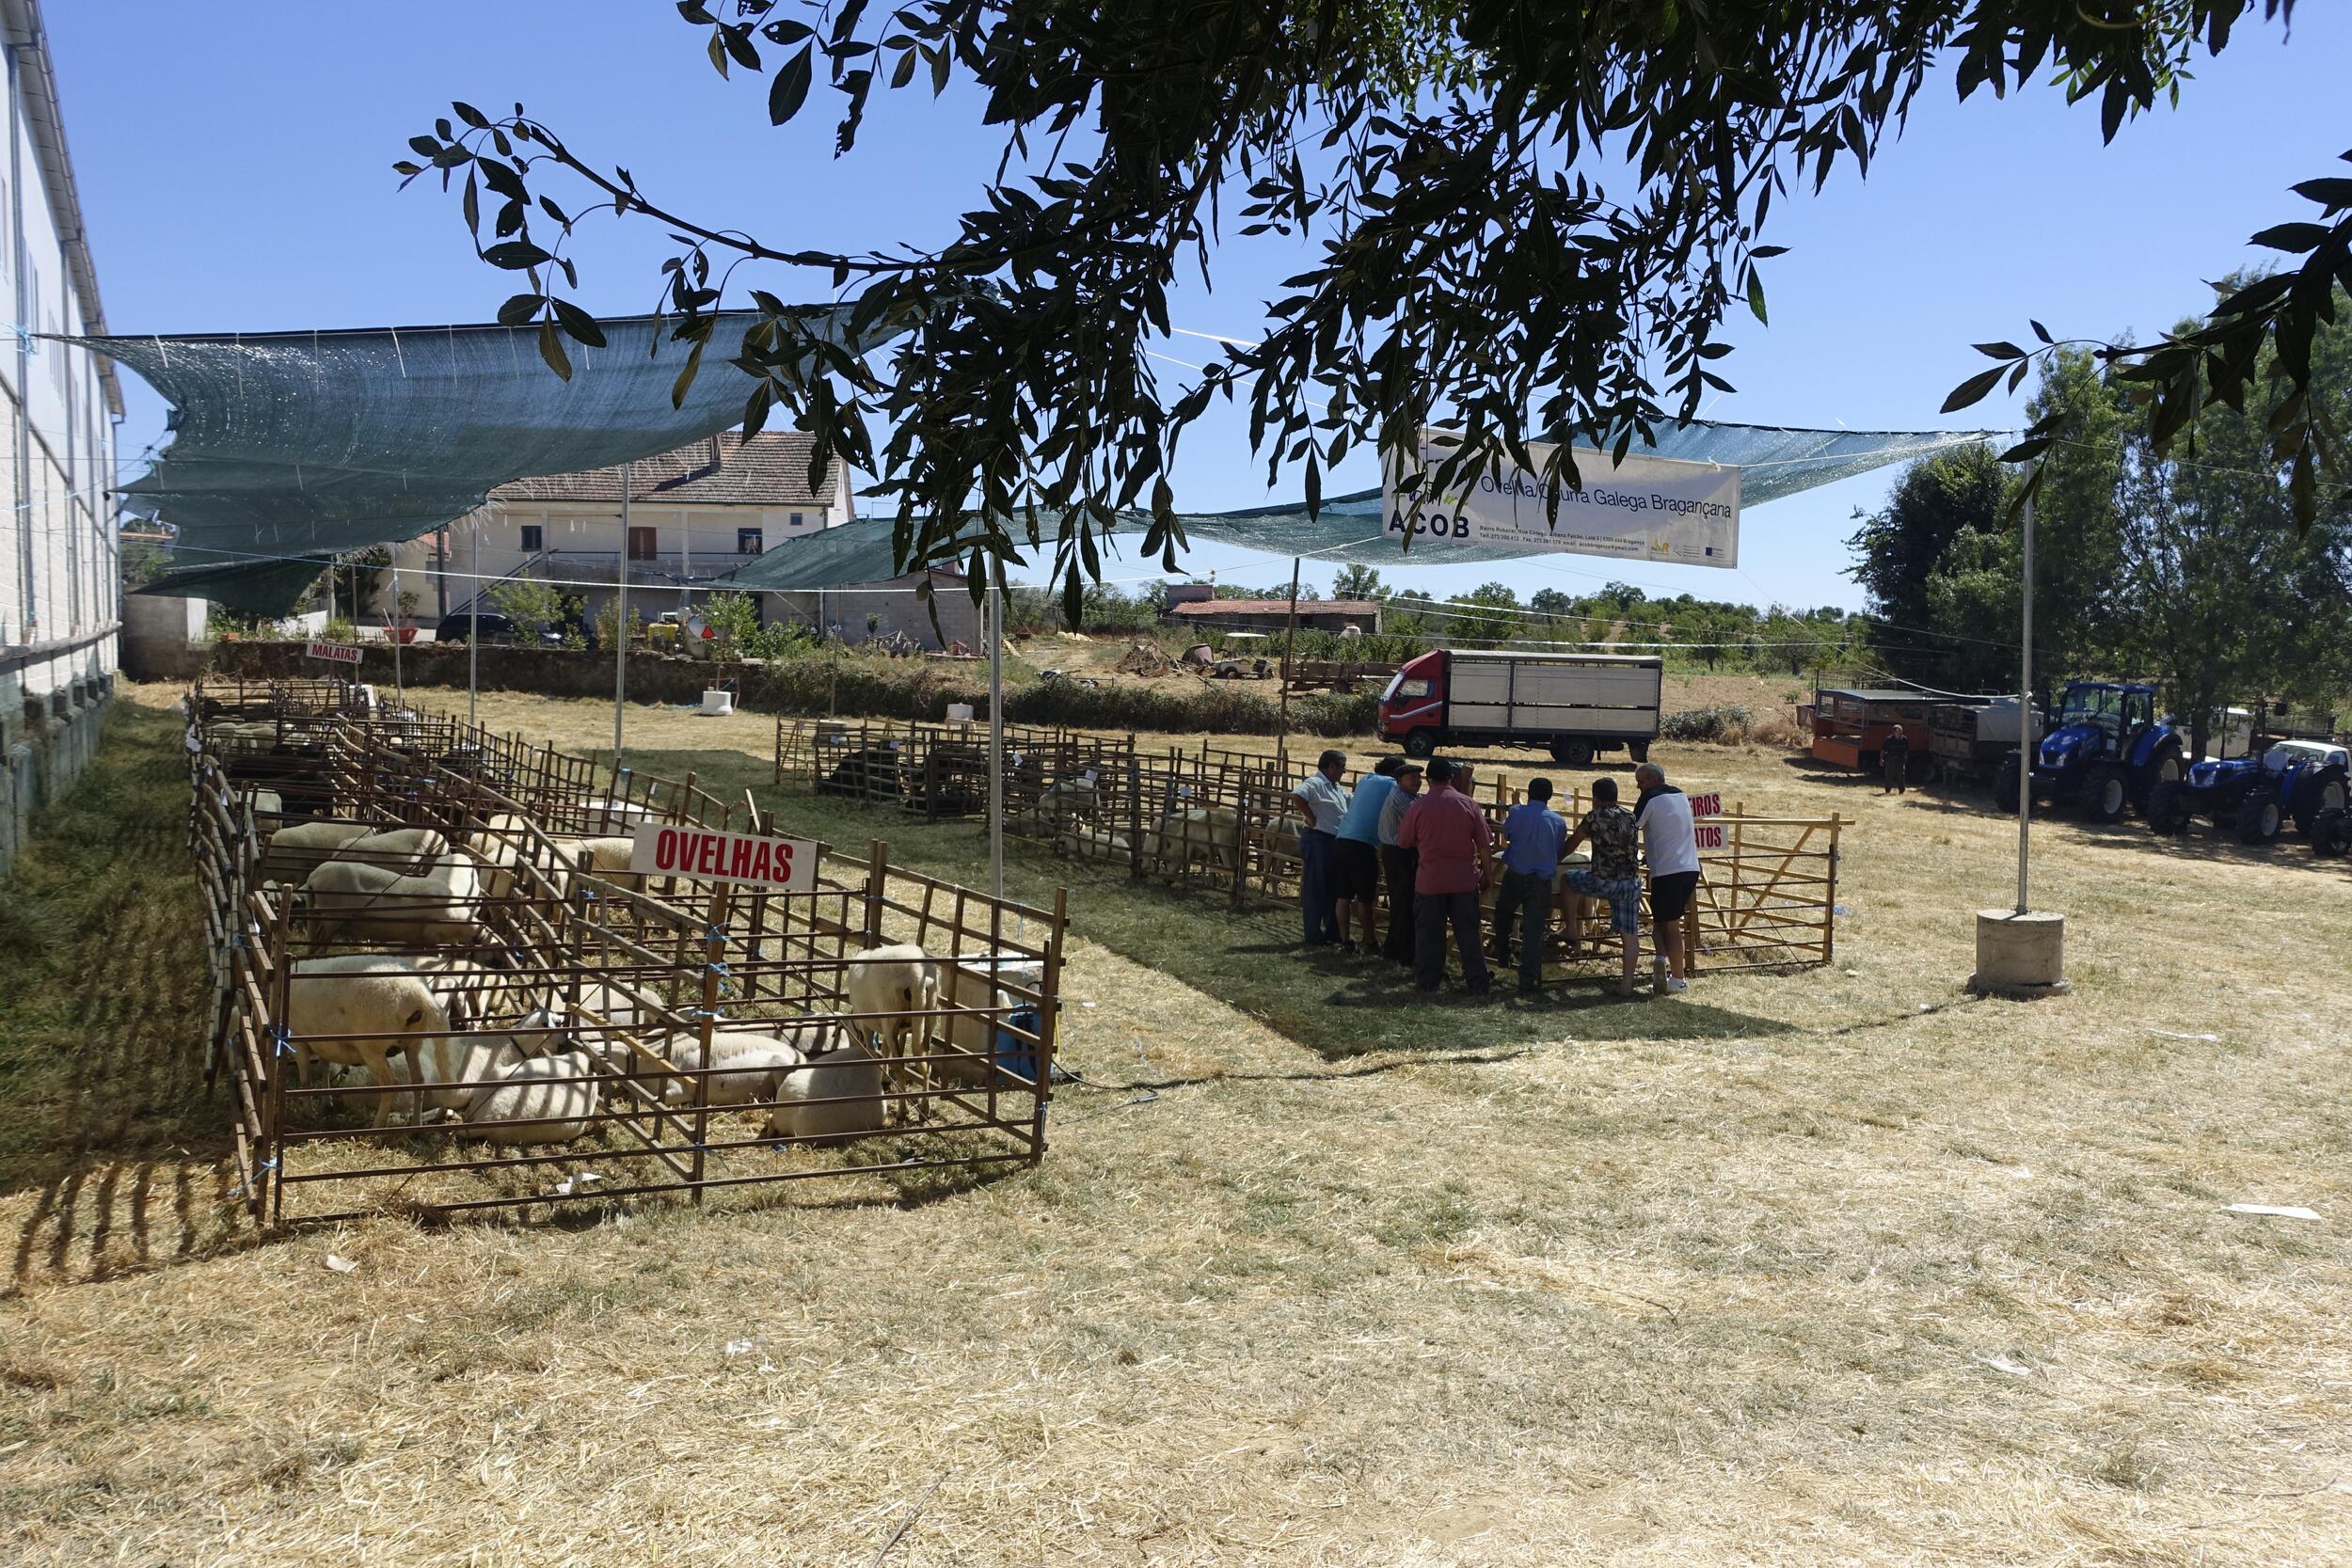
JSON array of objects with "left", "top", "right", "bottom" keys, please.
[{"left": 1968, "top": 908, "right": 2070, "bottom": 998}]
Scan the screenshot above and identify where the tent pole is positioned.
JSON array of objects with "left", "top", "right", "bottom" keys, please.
[
  {"left": 390, "top": 562, "right": 404, "bottom": 705},
  {"left": 614, "top": 461, "right": 631, "bottom": 768},
  {"left": 1274, "top": 556, "right": 1301, "bottom": 763},
  {"left": 988, "top": 563, "right": 1005, "bottom": 901},
  {"left": 468, "top": 511, "right": 481, "bottom": 724},
  {"left": 2016, "top": 483, "right": 2035, "bottom": 915}
]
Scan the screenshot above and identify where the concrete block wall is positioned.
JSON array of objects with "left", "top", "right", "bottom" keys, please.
[{"left": 0, "top": 668, "right": 111, "bottom": 879}]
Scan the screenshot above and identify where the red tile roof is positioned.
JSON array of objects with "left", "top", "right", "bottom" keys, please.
[
  {"left": 490, "top": 432, "right": 842, "bottom": 507},
  {"left": 1165, "top": 598, "right": 1382, "bottom": 616}
]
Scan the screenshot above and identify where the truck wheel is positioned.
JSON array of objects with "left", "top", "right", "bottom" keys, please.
[
  {"left": 1993, "top": 757, "right": 2022, "bottom": 813},
  {"left": 2312, "top": 805, "right": 2352, "bottom": 858},
  {"left": 2235, "top": 789, "right": 2283, "bottom": 846},
  {"left": 2146, "top": 778, "right": 2192, "bottom": 836},
  {"left": 1629, "top": 740, "right": 1650, "bottom": 764},
  {"left": 1549, "top": 737, "right": 1596, "bottom": 767},
  {"left": 1403, "top": 730, "right": 1438, "bottom": 759},
  {"left": 2079, "top": 762, "right": 2129, "bottom": 823},
  {"left": 2292, "top": 768, "right": 2347, "bottom": 835}
]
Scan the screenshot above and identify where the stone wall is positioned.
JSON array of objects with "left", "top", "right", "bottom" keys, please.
[{"left": 1, "top": 669, "right": 112, "bottom": 879}]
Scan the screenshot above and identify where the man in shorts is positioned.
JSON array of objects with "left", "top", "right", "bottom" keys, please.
[
  {"left": 1633, "top": 761, "right": 1701, "bottom": 994},
  {"left": 1329, "top": 756, "right": 1402, "bottom": 955},
  {"left": 1557, "top": 775, "right": 1643, "bottom": 996},
  {"left": 1375, "top": 760, "right": 1423, "bottom": 965}
]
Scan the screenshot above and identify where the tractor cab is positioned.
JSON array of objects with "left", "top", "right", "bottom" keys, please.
[
  {"left": 2002, "top": 680, "right": 2182, "bottom": 823},
  {"left": 2038, "top": 682, "right": 2157, "bottom": 768}
]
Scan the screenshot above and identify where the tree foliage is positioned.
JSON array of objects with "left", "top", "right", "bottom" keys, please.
[{"left": 398, "top": 2, "right": 2302, "bottom": 618}]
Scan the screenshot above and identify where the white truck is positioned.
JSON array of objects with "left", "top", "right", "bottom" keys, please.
[{"left": 1376, "top": 649, "right": 1663, "bottom": 766}]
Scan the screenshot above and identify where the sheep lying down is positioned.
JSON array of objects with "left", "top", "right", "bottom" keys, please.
[
  {"left": 768, "top": 1040, "right": 886, "bottom": 1141},
  {"left": 447, "top": 1052, "right": 603, "bottom": 1146}
]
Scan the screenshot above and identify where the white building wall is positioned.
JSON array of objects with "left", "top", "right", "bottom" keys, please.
[{"left": 0, "top": 6, "right": 124, "bottom": 879}]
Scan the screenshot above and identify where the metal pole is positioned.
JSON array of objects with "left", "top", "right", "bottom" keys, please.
[
  {"left": 468, "top": 510, "right": 480, "bottom": 724},
  {"left": 1273, "top": 556, "right": 1302, "bottom": 752},
  {"left": 988, "top": 563, "right": 1005, "bottom": 901},
  {"left": 389, "top": 563, "right": 405, "bottom": 703},
  {"left": 2016, "top": 483, "right": 2035, "bottom": 916},
  {"left": 9, "top": 45, "right": 33, "bottom": 642},
  {"left": 614, "top": 461, "right": 631, "bottom": 766}
]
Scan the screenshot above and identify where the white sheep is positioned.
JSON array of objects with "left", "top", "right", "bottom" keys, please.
[
  {"left": 453, "top": 1051, "right": 602, "bottom": 1145},
  {"left": 1147, "top": 806, "right": 1241, "bottom": 872},
  {"left": 301, "top": 851, "right": 482, "bottom": 947},
  {"left": 844, "top": 943, "right": 936, "bottom": 1068},
  {"left": 639, "top": 1030, "right": 808, "bottom": 1108},
  {"left": 767, "top": 1039, "right": 885, "bottom": 1141},
  {"left": 1056, "top": 824, "right": 1130, "bottom": 861},
  {"left": 280, "top": 958, "right": 451, "bottom": 1127},
  {"left": 257, "top": 819, "right": 375, "bottom": 883}
]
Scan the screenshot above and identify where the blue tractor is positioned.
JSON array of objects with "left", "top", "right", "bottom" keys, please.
[
  {"left": 2149, "top": 738, "right": 2351, "bottom": 845},
  {"left": 1994, "top": 681, "right": 2184, "bottom": 823}
]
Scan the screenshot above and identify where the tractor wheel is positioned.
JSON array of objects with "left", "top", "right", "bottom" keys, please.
[
  {"left": 2133, "top": 743, "right": 2185, "bottom": 816},
  {"left": 2146, "top": 778, "right": 2193, "bottom": 837},
  {"left": 1549, "top": 736, "right": 1596, "bottom": 767},
  {"left": 2292, "top": 767, "right": 2348, "bottom": 836},
  {"left": 1403, "top": 729, "right": 1438, "bottom": 759},
  {"left": 2079, "top": 762, "right": 2129, "bottom": 824},
  {"left": 1992, "top": 757, "right": 2023, "bottom": 813},
  {"left": 2312, "top": 805, "right": 2352, "bottom": 859},
  {"left": 2235, "top": 789, "right": 2284, "bottom": 846}
]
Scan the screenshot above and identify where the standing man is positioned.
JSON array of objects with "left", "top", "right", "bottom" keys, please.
[
  {"left": 1397, "top": 757, "right": 1493, "bottom": 995},
  {"left": 1375, "top": 759, "right": 1424, "bottom": 966},
  {"left": 1558, "top": 775, "right": 1643, "bottom": 997},
  {"left": 1632, "top": 761, "right": 1700, "bottom": 995},
  {"left": 1288, "top": 749, "right": 1350, "bottom": 948},
  {"left": 1330, "top": 756, "right": 1402, "bottom": 955},
  {"left": 1880, "top": 724, "right": 1912, "bottom": 795},
  {"left": 1490, "top": 779, "right": 1567, "bottom": 994}
]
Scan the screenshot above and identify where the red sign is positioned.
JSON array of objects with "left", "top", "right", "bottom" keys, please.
[
  {"left": 628, "top": 823, "right": 818, "bottom": 891},
  {"left": 305, "top": 640, "right": 363, "bottom": 665},
  {"left": 1690, "top": 791, "right": 1724, "bottom": 851}
]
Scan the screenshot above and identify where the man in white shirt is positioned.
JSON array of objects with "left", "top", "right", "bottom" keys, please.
[
  {"left": 1288, "top": 749, "right": 1351, "bottom": 948},
  {"left": 1633, "top": 762, "right": 1701, "bottom": 994}
]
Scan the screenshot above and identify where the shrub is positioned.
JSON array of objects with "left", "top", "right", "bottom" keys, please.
[
  {"left": 488, "top": 578, "right": 571, "bottom": 640},
  {"left": 323, "top": 617, "right": 358, "bottom": 642},
  {"left": 1659, "top": 705, "right": 1753, "bottom": 744}
]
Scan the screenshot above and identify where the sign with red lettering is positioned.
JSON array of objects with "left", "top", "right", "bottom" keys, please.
[
  {"left": 628, "top": 823, "right": 818, "bottom": 891},
  {"left": 1689, "top": 791, "right": 1724, "bottom": 851},
  {"left": 305, "top": 640, "right": 363, "bottom": 666}
]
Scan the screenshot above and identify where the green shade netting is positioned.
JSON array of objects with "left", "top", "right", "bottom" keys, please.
[
  {"left": 98, "top": 309, "right": 859, "bottom": 614},
  {"left": 722, "top": 420, "right": 1997, "bottom": 590}
]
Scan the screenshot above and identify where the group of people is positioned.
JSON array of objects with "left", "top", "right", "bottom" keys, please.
[{"left": 1287, "top": 749, "right": 1701, "bottom": 999}]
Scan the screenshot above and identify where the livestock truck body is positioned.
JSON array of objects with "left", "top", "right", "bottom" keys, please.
[{"left": 1378, "top": 649, "right": 1662, "bottom": 765}]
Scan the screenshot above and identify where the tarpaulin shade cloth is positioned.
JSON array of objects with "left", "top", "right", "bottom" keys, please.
[
  {"left": 99, "top": 309, "right": 859, "bottom": 613},
  {"left": 723, "top": 420, "right": 1996, "bottom": 592}
]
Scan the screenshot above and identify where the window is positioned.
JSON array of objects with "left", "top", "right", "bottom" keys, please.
[
  {"left": 789, "top": 512, "right": 806, "bottom": 528},
  {"left": 627, "top": 526, "right": 658, "bottom": 561},
  {"left": 737, "top": 528, "right": 764, "bottom": 556},
  {"left": 517, "top": 524, "right": 544, "bottom": 552}
]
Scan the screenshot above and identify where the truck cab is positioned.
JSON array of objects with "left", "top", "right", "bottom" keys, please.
[{"left": 1377, "top": 652, "right": 1446, "bottom": 755}]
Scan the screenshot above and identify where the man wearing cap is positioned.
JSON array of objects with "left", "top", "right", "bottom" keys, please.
[
  {"left": 1375, "top": 758, "right": 1423, "bottom": 965},
  {"left": 1396, "top": 757, "right": 1493, "bottom": 995},
  {"left": 1287, "top": 749, "right": 1350, "bottom": 948},
  {"left": 1330, "top": 756, "right": 1403, "bottom": 955}
]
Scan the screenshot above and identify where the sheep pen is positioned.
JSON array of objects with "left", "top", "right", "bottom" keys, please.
[{"left": 183, "top": 679, "right": 1067, "bottom": 1227}]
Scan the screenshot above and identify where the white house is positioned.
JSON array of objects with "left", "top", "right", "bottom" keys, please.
[
  {"left": 1, "top": 0, "right": 121, "bottom": 877},
  {"left": 378, "top": 430, "right": 978, "bottom": 650}
]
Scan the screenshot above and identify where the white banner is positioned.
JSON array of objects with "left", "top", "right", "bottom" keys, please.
[
  {"left": 1382, "top": 429, "right": 1739, "bottom": 568},
  {"left": 628, "top": 822, "right": 818, "bottom": 892},
  {"left": 305, "top": 640, "right": 364, "bottom": 665}
]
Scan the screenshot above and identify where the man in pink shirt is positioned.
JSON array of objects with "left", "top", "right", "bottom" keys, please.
[{"left": 1396, "top": 757, "right": 1493, "bottom": 995}]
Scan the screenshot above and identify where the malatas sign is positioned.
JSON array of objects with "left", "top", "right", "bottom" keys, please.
[{"left": 628, "top": 823, "right": 818, "bottom": 891}]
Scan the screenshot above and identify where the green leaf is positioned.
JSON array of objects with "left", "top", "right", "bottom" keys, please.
[
  {"left": 1745, "top": 270, "right": 1767, "bottom": 325},
  {"left": 770, "top": 45, "right": 814, "bottom": 123},
  {"left": 496, "top": 293, "right": 544, "bottom": 327},
  {"left": 550, "top": 297, "right": 608, "bottom": 348},
  {"left": 452, "top": 101, "right": 489, "bottom": 129},
  {"left": 670, "top": 336, "right": 708, "bottom": 409},
  {"left": 2249, "top": 222, "right": 2329, "bottom": 254},
  {"left": 482, "top": 240, "right": 551, "bottom": 269},
  {"left": 2030, "top": 320, "right": 2052, "bottom": 343},
  {"left": 1972, "top": 341, "right": 2024, "bottom": 359},
  {"left": 1942, "top": 365, "right": 2005, "bottom": 413},
  {"left": 537, "top": 320, "right": 573, "bottom": 382},
  {"left": 2289, "top": 176, "right": 2352, "bottom": 209}
]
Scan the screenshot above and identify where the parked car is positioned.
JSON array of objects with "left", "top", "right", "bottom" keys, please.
[{"left": 434, "top": 610, "right": 563, "bottom": 645}]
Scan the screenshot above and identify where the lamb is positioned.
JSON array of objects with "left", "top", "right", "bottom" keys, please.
[
  {"left": 452, "top": 1051, "right": 602, "bottom": 1146},
  {"left": 1056, "top": 824, "right": 1130, "bottom": 862},
  {"left": 767, "top": 1039, "right": 886, "bottom": 1141},
  {"left": 280, "top": 958, "right": 452, "bottom": 1128},
  {"left": 405, "top": 1024, "right": 531, "bottom": 1114},
  {"left": 843, "top": 943, "right": 936, "bottom": 1068},
  {"left": 301, "top": 850, "right": 482, "bottom": 947},
  {"left": 636, "top": 1029, "right": 809, "bottom": 1108},
  {"left": 1147, "top": 806, "right": 1241, "bottom": 872},
  {"left": 256, "top": 820, "right": 375, "bottom": 883}
]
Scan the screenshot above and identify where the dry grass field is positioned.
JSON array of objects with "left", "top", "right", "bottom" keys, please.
[{"left": 3, "top": 680, "right": 2348, "bottom": 1566}]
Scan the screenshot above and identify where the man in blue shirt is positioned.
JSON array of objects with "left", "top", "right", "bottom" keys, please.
[
  {"left": 1330, "top": 756, "right": 1402, "bottom": 955},
  {"left": 1490, "top": 778, "right": 1567, "bottom": 993}
]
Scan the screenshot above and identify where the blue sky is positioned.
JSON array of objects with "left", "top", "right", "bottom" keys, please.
[{"left": 54, "top": 5, "right": 2346, "bottom": 610}]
